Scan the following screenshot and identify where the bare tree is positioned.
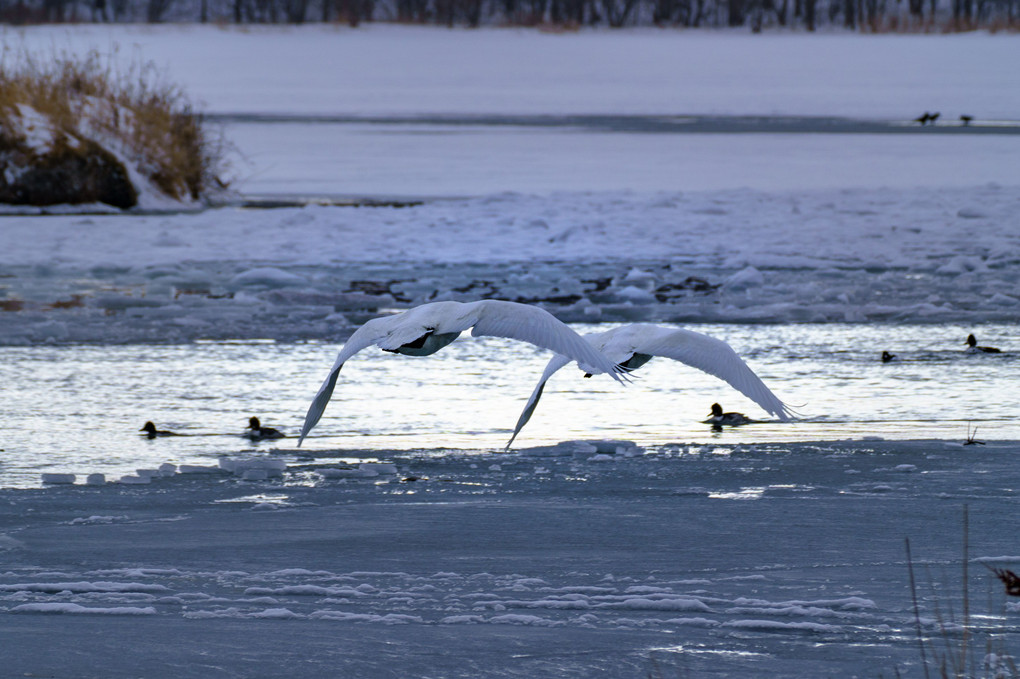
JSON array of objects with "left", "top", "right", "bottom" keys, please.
[
  {"left": 336, "top": 0, "right": 373, "bottom": 24},
  {"left": 842, "top": 0, "right": 855, "bottom": 28},
  {"left": 728, "top": 0, "right": 745, "bottom": 24},
  {"left": 802, "top": 0, "right": 816, "bottom": 28},
  {"left": 284, "top": 0, "right": 308, "bottom": 21},
  {"left": 145, "top": 0, "right": 172, "bottom": 21},
  {"left": 601, "top": 0, "right": 638, "bottom": 24},
  {"left": 550, "top": 0, "right": 590, "bottom": 22},
  {"left": 43, "top": 0, "right": 68, "bottom": 20},
  {"left": 460, "top": 0, "right": 483, "bottom": 25},
  {"left": 394, "top": 0, "right": 428, "bottom": 20}
]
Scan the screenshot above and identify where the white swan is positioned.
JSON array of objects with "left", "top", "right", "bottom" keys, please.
[
  {"left": 298, "top": 300, "right": 627, "bottom": 445},
  {"left": 506, "top": 323, "right": 795, "bottom": 448}
]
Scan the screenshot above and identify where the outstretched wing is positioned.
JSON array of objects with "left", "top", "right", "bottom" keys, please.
[
  {"left": 467, "top": 300, "right": 625, "bottom": 383},
  {"left": 505, "top": 354, "right": 573, "bottom": 449},
  {"left": 640, "top": 328, "right": 794, "bottom": 420},
  {"left": 297, "top": 315, "right": 399, "bottom": 446}
]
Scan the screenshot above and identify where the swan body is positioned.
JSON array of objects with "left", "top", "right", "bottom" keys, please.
[
  {"left": 704, "top": 402, "right": 751, "bottom": 427},
  {"left": 246, "top": 416, "right": 285, "bottom": 441},
  {"left": 966, "top": 334, "right": 1001, "bottom": 354},
  {"left": 506, "top": 323, "right": 793, "bottom": 448},
  {"left": 298, "top": 300, "right": 627, "bottom": 446}
]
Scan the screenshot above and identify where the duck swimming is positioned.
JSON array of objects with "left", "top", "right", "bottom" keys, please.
[
  {"left": 881, "top": 351, "right": 898, "bottom": 363},
  {"left": 966, "top": 334, "right": 1001, "bottom": 353},
  {"left": 140, "top": 421, "right": 178, "bottom": 439},
  {"left": 705, "top": 403, "right": 752, "bottom": 428},
  {"left": 246, "top": 416, "right": 285, "bottom": 441}
]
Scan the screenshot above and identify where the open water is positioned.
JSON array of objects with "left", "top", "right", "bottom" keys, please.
[{"left": 1, "top": 322, "right": 1015, "bottom": 489}]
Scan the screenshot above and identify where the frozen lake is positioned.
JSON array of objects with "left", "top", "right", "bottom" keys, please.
[
  {"left": 1, "top": 25, "right": 1018, "bottom": 679},
  {"left": 2, "top": 435, "right": 1019, "bottom": 678},
  {"left": 223, "top": 117, "right": 1020, "bottom": 197}
]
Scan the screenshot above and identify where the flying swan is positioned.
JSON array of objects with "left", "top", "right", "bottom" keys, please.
[
  {"left": 505, "top": 323, "right": 795, "bottom": 448},
  {"left": 298, "top": 300, "right": 627, "bottom": 445}
]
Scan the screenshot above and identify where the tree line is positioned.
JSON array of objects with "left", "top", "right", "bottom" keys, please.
[{"left": 2, "top": 0, "right": 1017, "bottom": 31}]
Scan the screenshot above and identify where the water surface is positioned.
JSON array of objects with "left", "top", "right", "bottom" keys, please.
[{"left": 2, "top": 323, "right": 1015, "bottom": 488}]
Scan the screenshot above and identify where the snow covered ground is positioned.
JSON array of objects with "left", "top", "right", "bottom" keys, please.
[
  {"left": 2, "top": 440, "right": 1020, "bottom": 677},
  {"left": 1, "top": 25, "right": 1018, "bottom": 678}
]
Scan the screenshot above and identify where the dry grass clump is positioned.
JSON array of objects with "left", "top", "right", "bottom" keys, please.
[
  {"left": 905, "top": 506, "right": 1020, "bottom": 679},
  {"left": 0, "top": 49, "right": 227, "bottom": 203}
]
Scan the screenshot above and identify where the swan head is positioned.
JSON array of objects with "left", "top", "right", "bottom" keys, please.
[{"left": 140, "top": 421, "right": 156, "bottom": 433}]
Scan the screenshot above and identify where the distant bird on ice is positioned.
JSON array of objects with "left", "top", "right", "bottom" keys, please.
[
  {"left": 505, "top": 323, "right": 793, "bottom": 448},
  {"left": 246, "top": 416, "right": 285, "bottom": 441},
  {"left": 960, "top": 115, "right": 973, "bottom": 126},
  {"left": 966, "top": 334, "right": 1001, "bottom": 354},
  {"left": 298, "top": 300, "right": 627, "bottom": 446},
  {"left": 705, "top": 402, "right": 753, "bottom": 428},
  {"left": 140, "top": 421, "right": 178, "bottom": 439},
  {"left": 914, "top": 112, "right": 933, "bottom": 125}
]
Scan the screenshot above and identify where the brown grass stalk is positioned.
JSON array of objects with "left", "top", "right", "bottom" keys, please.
[{"left": 0, "top": 48, "right": 227, "bottom": 202}]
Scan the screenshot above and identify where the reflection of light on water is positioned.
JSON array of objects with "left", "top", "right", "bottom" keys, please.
[
  {"left": 0, "top": 322, "right": 1017, "bottom": 487},
  {"left": 215, "top": 494, "right": 290, "bottom": 505},
  {"left": 652, "top": 644, "right": 769, "bottom": 659},
  {"left": 708, "top": 487, "right": 765, "bottom": 500}
]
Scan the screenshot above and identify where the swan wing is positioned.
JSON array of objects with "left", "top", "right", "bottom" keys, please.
[
  {"left": 505, "top": 354, "right": 574, "bottom": 449},
  {"left": 297, "top": 315, "right": 399, "bottom": 446},
  {"left": 466, "top": 300, "right": 625, "bottom": 382},
  {"left": 640, "top": 327, "right": 794, "bottom": 420},
  {"left": 373, "top": 302, "right": 460, "bottom": 351}
]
